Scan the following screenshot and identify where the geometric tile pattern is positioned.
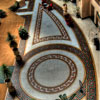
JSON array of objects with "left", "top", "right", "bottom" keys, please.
[
  {"left": 33, "top": 4, "right": 70, "bottom": 44},
  {"left": 28, "top": 54, "right": 77, "bottom": 93},
  {"left": 6, "top": 0, "right": 97, "bottom": 100}
]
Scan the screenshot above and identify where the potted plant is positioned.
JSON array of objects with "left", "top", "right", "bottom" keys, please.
[
  {"left": 0, "top": 10, "right": 6, "bottom": 18},
  {"left": 7, "top": 32, "right": 17, "bottom": 48},
  {"left": 6, "top": 82, "right": 17, "bottom": 98},
  {"left": 16, "top": 54, "right": 24, "bottom": 65},
  {"left": 5, "top": 78, "right": 17, "bottom": 98},
  {"left": 0, "top": 64, "right": 14, "bottom": 83},
  {"left": 0, "top": 9, "right": 6, "bottom": 24},
  {"left": 2, "top": 64, "right": 11, "bottom": 81},
  {"left": 9, "top": 1, "right": 20, "bottom": 12},
  {"left": 6, "top": 32, "right": 24, "bottom": 65},
  {"left": 56, "top": 80, "right": 85, "bottom": 100},
  {"left": 0, "top": 64, "right": 17, "bottom": 98},
  {"left": 13, "top": 48, "right": 20, "bottom": 56},
  {"left": 19, "top": 26, "right": 29, "bottom": 40},
  {"left": 56, "top": 93, "right": 76, "bottom": 100}
]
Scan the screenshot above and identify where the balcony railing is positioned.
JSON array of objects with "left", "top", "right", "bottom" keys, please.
[{"left": 95, "top": 0, "right": 100, "bottom": 5}]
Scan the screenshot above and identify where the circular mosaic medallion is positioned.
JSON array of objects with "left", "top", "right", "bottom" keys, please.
[{"left": 27, "top": 54, "right": 77, "bottom": 93}]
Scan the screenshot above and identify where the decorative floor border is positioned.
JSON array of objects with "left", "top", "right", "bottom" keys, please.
[
  {"left": 43, "top": 1, "right": 97, "bottom": 99},
  {"left": 27, "top": 54, "right": 77, "bottom": 93},
  {"left": 18, "top": 15, "right": 32, "bottom": 56},
  {"left": 33, "top": 4, "right": 70, "bottom": 44}
]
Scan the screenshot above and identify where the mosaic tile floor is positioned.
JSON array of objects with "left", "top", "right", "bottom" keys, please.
[{"left": 5, "top": 0, "right": 97, "bottom": 100}]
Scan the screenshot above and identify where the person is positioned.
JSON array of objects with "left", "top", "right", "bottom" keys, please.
[
  {"left": 93, "top": 34, "right": 100, "bottom": 50},
  {"left": 42, "top": 0, "right": 47, "bottom": 8},
  {"left": 47, "top": 3, "right": 53, "bottom": 11},
  {"left": 65, "top": 14, "right": 73, "bottom": 27},
  {"left": 62, "top": 4, "right": 67, "bottom": 18}
]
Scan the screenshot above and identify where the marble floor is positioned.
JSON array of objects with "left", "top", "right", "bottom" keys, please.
[
  {"left": 4, "top": 0, "right": 99, "bottom": 100},
  {"left": 51, "top": 1, "right": 100, "bottom": 99}
]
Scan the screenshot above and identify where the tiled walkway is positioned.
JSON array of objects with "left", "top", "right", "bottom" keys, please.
[{"left": 5, "top": 0, "right": 98, "bottom": 100}]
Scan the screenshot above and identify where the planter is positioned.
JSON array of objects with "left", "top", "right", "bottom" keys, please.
[
  {"left": 5, "top": 80, "right": 17, "bottom": 98},
  {"left": 13, "top": 48, "right": 19, "bottom": 56},
  {"left": 20, "top": 33, "right": 29, "bottom": 40},
  {"left": 19, "top": 27, "right": 29, "bottom": 40},
  {"left": 0, "top": 18, "right": 1, "bottom": 25},
  {"left": 10, "top": 41, "right": 17, "bottom": 48}
]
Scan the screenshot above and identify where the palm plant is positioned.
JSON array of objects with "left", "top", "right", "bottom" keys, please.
[
  {"left": 7, "top": 32, "right": 17, "bottom": 48},
  {"left": 59, "top": 94, "right": 68, "bottom": 100},
  {"left": 56, "top": 80, "right": 85, "bottom": 100},
  {"left": 79, "top": 80, "right": 85, "bottom": 96},
  {"left": 2, "top": 64, "right": 11, "bottom": 80},
  {"left": 0, "top": 64, "right": 14, "bottom": 83},
  {"left": 19, "top": 26, "right": 29, "bottom": 40},
  {"left": 56, "top": 93, "right": 76, "bottom": 100}
]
